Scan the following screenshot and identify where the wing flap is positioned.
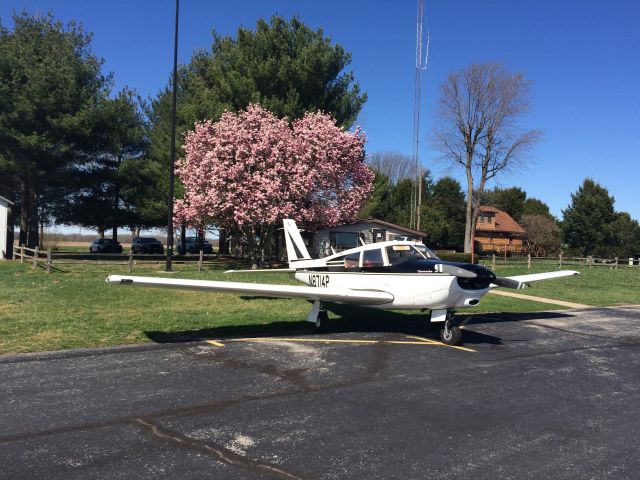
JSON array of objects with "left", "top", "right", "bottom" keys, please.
[{"left": 106, "top": 275, "right": 394, "bottom": 305}]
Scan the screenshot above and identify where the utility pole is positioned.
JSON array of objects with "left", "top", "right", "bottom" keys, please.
[
  {"left": 165, "top": 0, "right": 180, "bottom": 272},
  {"left": 412, "top": 0, "right": 428, "bottom": 231}
]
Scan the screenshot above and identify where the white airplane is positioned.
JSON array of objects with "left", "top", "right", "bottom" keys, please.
[{"left": 107, "top": 219, "right": 579, "bottom": 346}]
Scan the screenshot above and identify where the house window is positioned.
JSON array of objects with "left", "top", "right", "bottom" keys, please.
[
  {"left": 330, "top": 232, "right": 360, "bottom": 250},
  {"left": 372, "top": 229, "right": 386, "bottom": 243}
]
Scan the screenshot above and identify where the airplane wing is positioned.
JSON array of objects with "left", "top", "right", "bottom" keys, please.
[
  {"left": 106, "top": 275, "right": 394, "bottom": 305},
  {"left": 491, "top": 270, "right": 580, "bottom": 289}
]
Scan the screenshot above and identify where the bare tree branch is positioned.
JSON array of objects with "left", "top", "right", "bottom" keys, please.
[
  {"left": 432, "top": 62, "right": 541, "bottom": 252},
  {"left": 366, "top": 151, "right": 415, "bottom": 185}
]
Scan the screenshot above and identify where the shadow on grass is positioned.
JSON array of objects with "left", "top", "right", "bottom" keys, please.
[{"left": 144, "top": 303, "right": 569, "bottom": 346}]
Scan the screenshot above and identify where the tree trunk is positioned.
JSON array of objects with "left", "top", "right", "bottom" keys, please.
[
  {"left": 112, "top": 159, "right": 120, "bottom": 242},
  {"left": 19, "top": 178, "right": 28, "bottom": 246},
  {"left": 218, "top": 227, "right": 228, "bottom": 254},
  {"left": 464, "top": 166, "right": 474, "bottom": 253},
  {"left": 27, "top": 188, "right": 39, "bottom": 248}
]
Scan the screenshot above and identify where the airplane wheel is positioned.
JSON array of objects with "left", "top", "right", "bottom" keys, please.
[
  {"left": 315, "top": 310, "right": 329, "bottom": 333},
  {"left": 440, "top": 323, "right": 462, "bottom": 346}
]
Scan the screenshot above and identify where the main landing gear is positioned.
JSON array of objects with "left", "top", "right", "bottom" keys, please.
[
  {"left": 307, "top": 300, "right": 329, "bottom": 333},
  {"left": 430, "top": 309, "right": 463, "bottom": 346}
]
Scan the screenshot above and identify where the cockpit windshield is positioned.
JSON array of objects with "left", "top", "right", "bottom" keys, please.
[
  {"left": 386, "top": 244, "right": 439, "bottom": 266},
  {"left": 413, "top": 244, "right": 439, "bottom": 260}
]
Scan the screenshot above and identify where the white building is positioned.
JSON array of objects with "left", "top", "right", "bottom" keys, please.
[{"left": 0, "top": 196, "right": 13, "bottom": 260}]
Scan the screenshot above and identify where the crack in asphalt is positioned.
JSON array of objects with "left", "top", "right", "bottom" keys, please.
[
  {"left": 193, "top": 347, "right": 315, "bottom": 392},
  {"left": 0, "top": 339, "right": 390, "bottom": 445},
  {"left": 134, "top": 418, "right": 310, "bottom": 480}
]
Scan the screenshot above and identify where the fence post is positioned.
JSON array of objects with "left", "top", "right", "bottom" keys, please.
[
  {"left": 46, "top": 249, "right": 52, "bottom": 273},
  {"left": 128, "top": 249, "right": 133, "bottom": 274},
  {"left": 198, "top": 250, "right": 204, "bottom": 272},
  {"left": 527, "top": 253, "right": 531, "bottom": 270},
  {"left": 630, "top": 257, "right": 634, "bottom": 267},
  {"left": 491, "top": 253, "right": 496, "bottom": 271},
  {"left": 32, "top": 246, "right": 39, "bottom": 269},
  {"left": 614, "top": 257, "right": 618, "bottom": 270},
  {"left": 589, "top": 256, "right": 593, "bottom": 269},
  {"left": 559, "top": 253, "right": 562, "bottom": 269},
  {"left": 12, "top": 246, "right": 16, "bottom": 261},
  {"left": 20, "top": 245, "right": 25, "bottom": 264}
]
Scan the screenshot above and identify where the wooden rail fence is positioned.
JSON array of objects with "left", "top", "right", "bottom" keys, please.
[
  {"left": 479, "top": 253, "right": 639, "bottom": 270},
  {"left": 10, "top": 246, "right": 261, "bottom": 273}
]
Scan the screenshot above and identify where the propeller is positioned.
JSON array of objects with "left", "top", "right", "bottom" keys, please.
[
  {"left": 436, "top": 263, "right": 478, "bottom": 278},
  {"left": 492, "top": 277, "right": 524, "bottom": 289}
]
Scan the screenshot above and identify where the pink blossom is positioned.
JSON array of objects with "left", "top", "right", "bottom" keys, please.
[{"left": 175, "top": 104, "right": 373, "bottom": 232}]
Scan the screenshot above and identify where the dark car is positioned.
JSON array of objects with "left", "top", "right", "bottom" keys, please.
[
  {"left": 90, "top": 238, "right": 123, "bottom": 254},
  {"left": 178, "top": 237, "right": 213, "bottom": 255},
  {"left": 131, "top": 237, "right": 164, "bottom": 254}
]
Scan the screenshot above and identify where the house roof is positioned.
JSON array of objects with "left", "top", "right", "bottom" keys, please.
[
  {"left": 351, "top": 218, "right": 427, "bottom": 238},
  {"left": 0, "top": 196, "right": 13, "bottom": 206},
  {"left": 476, "top": 206, "right": 526, "bottom": 235}
]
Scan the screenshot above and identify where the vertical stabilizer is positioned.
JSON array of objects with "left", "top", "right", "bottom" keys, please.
[{"left": 283, "top": 219, "right": 311, "bottom": 264}]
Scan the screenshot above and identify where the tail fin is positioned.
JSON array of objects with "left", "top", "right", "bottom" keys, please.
[{"left": 283, "top": 219, "right": 311, "bottom": 264}]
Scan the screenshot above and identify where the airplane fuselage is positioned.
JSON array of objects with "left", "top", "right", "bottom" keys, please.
[{"left": 295, "top": 269, "right": 490, "bottom": 310}]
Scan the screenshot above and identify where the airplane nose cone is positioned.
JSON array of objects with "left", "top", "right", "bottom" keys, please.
[{"left": 456, "top": 264, "right": 496, "bottom": 290}]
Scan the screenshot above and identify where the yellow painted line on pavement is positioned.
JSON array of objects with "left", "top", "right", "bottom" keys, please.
[
  {"left": 234, "top": 337, "right": 379, "bottom": 344},
  {"left": 205, "top": 340, "right": 225, "bottom": 347},
  {"left": 405, "top": 335, "right": 477, "bottom": 352},
  {"left": 228, "top": 336, "right": 475, "bottom": 352}
]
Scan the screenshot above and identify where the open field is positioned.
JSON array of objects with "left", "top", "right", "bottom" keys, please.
[{"left": 1, "top": 261, "right": 639, "bottom": 355}]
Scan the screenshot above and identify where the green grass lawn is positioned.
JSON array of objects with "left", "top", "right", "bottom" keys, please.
[{"left": 1, "top": 261, "right": 638, "bottom": 355}]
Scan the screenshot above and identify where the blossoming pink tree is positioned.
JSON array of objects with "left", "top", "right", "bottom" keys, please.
[{"left": 174, "top": 104, "right": 373, "bottom": 262}]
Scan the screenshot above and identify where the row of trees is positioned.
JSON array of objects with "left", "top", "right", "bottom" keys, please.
[
  {"left": 2, "top": 11, "right": 637, "bottom": 259},
  {"left": 0, "top": 13, "right": 165, "bottom": 247},
  {"left": 0, "top": 13, "right": 367, "bottom": 249},
  {"left": 362, "top": 164, "right": 640, "bottom": 258}
]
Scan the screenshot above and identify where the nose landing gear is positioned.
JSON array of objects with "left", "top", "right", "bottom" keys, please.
[{"left": 430, "top": 309, "right": 463, "bottom": 346}]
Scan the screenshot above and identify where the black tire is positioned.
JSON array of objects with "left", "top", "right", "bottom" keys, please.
[
  {"left": 315, "top": 310, "right": 329, "bottom": 333},
  {"left": 440, "top": 324, "right": 462, "bottom": 346}
]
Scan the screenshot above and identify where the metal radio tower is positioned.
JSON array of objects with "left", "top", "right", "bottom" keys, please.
[{"left": 411, "top": 0, "right": 429, "bottom": 231}]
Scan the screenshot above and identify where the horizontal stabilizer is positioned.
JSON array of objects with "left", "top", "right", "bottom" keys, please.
[{"left": 106, "top": 275, "right": 394, "bottom": 305}]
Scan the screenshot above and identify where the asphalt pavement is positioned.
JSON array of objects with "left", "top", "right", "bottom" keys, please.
[{"left": 1, "top": 306, "right": 639, "bottom": 479}]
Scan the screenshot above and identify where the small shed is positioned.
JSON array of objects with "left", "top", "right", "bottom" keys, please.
[
  {"left": 313, "top": 218, "right": 427, "bottom": 258},
  {"left": 0, "top": 196, "right": 13, "bottom": 260}
]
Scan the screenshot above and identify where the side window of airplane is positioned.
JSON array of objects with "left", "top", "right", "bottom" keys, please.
[
  {"left": 386, "top": 245, "right": 420, "bottom": 265},
  {"left": 362, "top": 248, "right": 384, "bottom": 268},
  {"left": 344, "top": 252, "right": 361, "bottom": 270}
]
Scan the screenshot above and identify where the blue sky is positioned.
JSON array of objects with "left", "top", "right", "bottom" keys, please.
[{"left": 2, "top": 0, "right": 639, "bottom": 221}]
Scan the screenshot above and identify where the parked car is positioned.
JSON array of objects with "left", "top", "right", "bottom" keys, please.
[
  {"left": 131, "top": 237, "right": 164, "bottom": 254},
  {"left": 178, "top": 236, "right": 213, "bottom": 255},
  {"left": 90, "top": 238, "right": 123, "bottom": 254}
]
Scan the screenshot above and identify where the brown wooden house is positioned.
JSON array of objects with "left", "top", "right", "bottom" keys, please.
[{"left": 474, "top": 206, "right": 526, "bottom": 255}]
